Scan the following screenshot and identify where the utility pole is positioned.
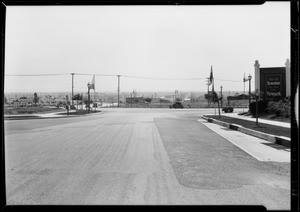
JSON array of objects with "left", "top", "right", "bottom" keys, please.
[
  {"left": 243, "top": 74, "right": 252, "bottom": 111},
  {"left": 206, "top": 77, "right": 210, "bottom": 106},
  {"left": 117, "top": 75, "right": 121, "bottom": 108},
  {"left": 248, "top": 74, "right": 252, "bottom": 110},
  {"left": 220, "top": 86, "right": 223, "bottom": 108},
  {"left": 175, "top": 90, "right": 178, "bottom": 102},
  {"left": 71, "top": 73, "right": 75, "bottom": 106},
  {"left": 87, "top": 83, "right": 91, "bottom": 113}
]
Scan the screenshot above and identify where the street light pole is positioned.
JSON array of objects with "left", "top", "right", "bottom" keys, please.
[{"left": 87, "top": 83, "right": 90, "bottom": 113}]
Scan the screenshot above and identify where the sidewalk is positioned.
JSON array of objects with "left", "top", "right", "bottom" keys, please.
[
  {"left": 4, "top": 109, "right": 98, "bottom": 120},
  {"left": 202, "top": 111, "right": 291, "bottom": 148}
]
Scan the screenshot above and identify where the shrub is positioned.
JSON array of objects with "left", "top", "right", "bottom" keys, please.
[
  {"left": 249, "top": 100, "right": 268, "bottom": 115},
  {"left": 267, "top": 99, "right": 291, "bottom": 117}
]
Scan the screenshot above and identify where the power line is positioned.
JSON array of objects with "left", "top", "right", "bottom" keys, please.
[
  {"left": 123, "top": 75, "right": 241, "bottom": 82},
  {"left": 122, "top": 75, "right": 206, "bottom": 80},
  {"left": 74, "top": 73, "right": 116, "bottom": 77},
  {"left": 5, "top": 73, "right": 242, "bottom": 82},
  {"left": 5, "top": 73, "right": 69, "bottom": 76},
  {"left": 214, "top": 78, "right": 241, "bottom": 83}
]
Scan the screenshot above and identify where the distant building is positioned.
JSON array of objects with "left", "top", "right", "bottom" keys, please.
[
  {"left": 159, "top": 98, "right": 171, "bottom": 103},
  {"left": 126, "top": 97, "right": 145, "bottom": 104},
  {"left": 162, "top": 95, "right": 174, "bottom": 102},
  {"left": 226, "top": 94, "right": 249, "bottom": 107}
]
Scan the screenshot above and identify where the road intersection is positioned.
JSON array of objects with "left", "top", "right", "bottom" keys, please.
[{"left": 4, "top": 108, "right": 290, "bottom": 209}]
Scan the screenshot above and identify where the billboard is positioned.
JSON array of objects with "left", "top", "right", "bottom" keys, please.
[{"left": 260, "top": 67, "right": 286, "bottom": 100}]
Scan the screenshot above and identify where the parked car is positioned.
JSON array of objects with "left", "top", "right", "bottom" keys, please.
[
  {"left": 222, "top": 106, "right": 234, "bottom": 113},
  {"left": 170, "top": 102, "right": 184, "bottom": 109}
]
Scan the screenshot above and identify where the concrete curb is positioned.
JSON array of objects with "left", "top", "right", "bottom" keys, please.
[
  {"left": 4, "top": 115, "right": 68, "bottom": 120},
  {"left": 201, "top": 115, "right": 290, "bottom": 148}
]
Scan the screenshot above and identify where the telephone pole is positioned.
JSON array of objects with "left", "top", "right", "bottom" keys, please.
[
  {"left": 243, "top": 74, "right": 252, "bottom": 111},
  {"left": 71, "top": 73, "right": 75, "bottom": 106},
  {"left": 220, "top": 85, "right": 223, "bottom": 108},
  {"left": 206, "top": 77, "right": 210, "bottom": 106}
]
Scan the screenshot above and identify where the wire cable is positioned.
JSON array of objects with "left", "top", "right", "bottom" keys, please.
[
  {"left": 5, "top": 73, "right": 70, "bottom": 76},
  {"left": 122, "top": 75, "right": 206, "bottom": 80},
  {"left": 74, "top": 73, "right": 116, "bottom": 77},
  {"left": 5, "top": 73, "right": 242, "bottom": 82}
]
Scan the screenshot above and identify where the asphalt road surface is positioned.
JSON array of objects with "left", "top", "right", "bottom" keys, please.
[{"left": 4, "top": 108, "right": 290, "bottom": 209}]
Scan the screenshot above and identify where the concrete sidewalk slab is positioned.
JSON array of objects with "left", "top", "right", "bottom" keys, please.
[{"left": 198, "top": 119, "right": 290, "bottom": 162}]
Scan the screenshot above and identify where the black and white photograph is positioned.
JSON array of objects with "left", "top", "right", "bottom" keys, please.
[{"left": 1, "top": 1, "right": 298, "bottom": 210}]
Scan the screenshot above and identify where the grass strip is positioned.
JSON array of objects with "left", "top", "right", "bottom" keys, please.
[{"left": 204, "top": 115, "right": 290, "bottom": 138}]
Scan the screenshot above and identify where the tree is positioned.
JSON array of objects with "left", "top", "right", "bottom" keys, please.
[
  {"left": 84, "top": 99, "right": 93, "bottom": 105},
  {"left": 210, "top": 91, "right": 219, "bottom": 103},
  {"left": 72, "top": 94, "right": 83, "bottom": 110},
  {"left": 205, "top": 91, "right": 220, "bottom": 116},
  {"left": 145, "top": 97, "right": 152, "bottom": 103},
  {"left": 205, "top": 91, "right": 219, "bottom": 105},
  {"left": 33, "top": 93, "right": 39, "bottom": 106}
]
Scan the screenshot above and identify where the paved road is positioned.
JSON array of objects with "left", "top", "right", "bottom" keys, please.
[{"left": 4, "top": 108, "right": 290, "bottom": 209}]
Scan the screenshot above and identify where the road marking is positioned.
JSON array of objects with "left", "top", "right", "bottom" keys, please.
[{"left": 198, "top": 119, "right": 290, "bottom": 162}]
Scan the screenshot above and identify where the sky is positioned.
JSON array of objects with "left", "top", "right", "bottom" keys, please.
[{"left": 4, "top": 2, "right": 290, "bottom": 94}]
